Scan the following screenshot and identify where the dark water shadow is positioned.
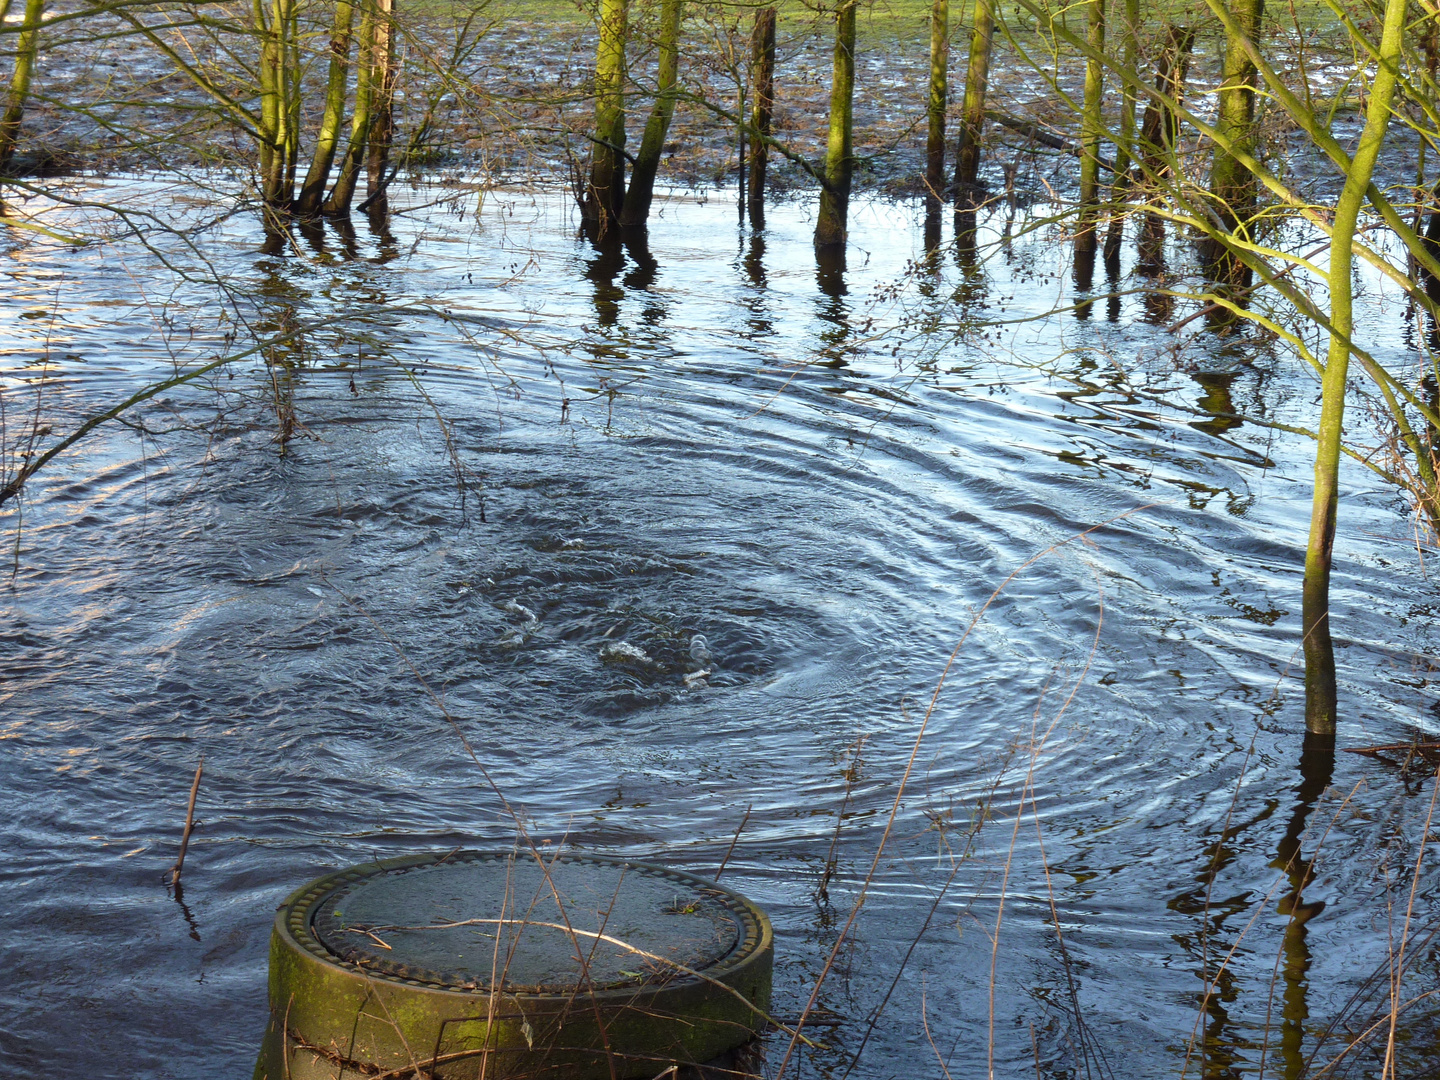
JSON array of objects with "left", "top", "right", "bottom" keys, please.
[
  {"left": 815, "top": 243, "right": 850, "bottom": 367},
  {"left": 923, "top": 199, "right": 943, "bottom": 257},
  {"left": 621, "top": 226, "right": 665, "bottom": 327},
  {"left": 1168, "top": 789, "right": 1282, "bottom": 1079},
  {"left": 1073, "top": 239, "right": 1096, "bottom": 322},
  {"left": 329, "top": 215, "right": 361, "bottom": 261},
  {"left": 953, "top": 210, "right": 986, "bottom": 307},
  {"left": 169, "top": 878, "right": 202, "bottom": 942},
  {"left": 1191, "top": 372, "right": 1243, "bottom": 436},
  {"left": 583, "top": 229, "right": 626, "bottom": 331},
  {"left": 1269, "top": 734, "right": 1335, "bottom": 1080},
  {"left": 366, "top": 209, "right": 400, "bottom": 265},
  {"left": 1137, "top": 213, "right": 1173, "bottom": 325},
  {"left": 1104, "top": 238, "right": 1122, "bottom": 324},
  {"left": 296, "top": 217, "right": 327, "bottom": 259},
  {"left": 259, "top": 226, "right": 288, "bottom": 258},
  {"left": 740, "top": 233, "right": 774, "bottom": 338}
]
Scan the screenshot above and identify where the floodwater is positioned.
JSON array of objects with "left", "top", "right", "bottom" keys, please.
[{"left": 3, "top": 180, "right": 1440, "bottom": 1079}]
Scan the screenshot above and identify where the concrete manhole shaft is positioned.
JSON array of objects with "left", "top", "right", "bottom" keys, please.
[{"left": 254, "top": 851, "right": 774, "bottom": 1079}]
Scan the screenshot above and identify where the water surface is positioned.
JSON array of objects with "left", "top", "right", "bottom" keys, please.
[{"left": 3, "top": 181, "right": 1440, "bottom": 1079}]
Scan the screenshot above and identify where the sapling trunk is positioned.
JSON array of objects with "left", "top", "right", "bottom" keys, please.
[
  {"left": 736, "top": 83, "right": 745, "bottom": 222},
  {"left": 1103, "top": 0, "right": 1138, "bottom": 257},
  {"left": 815, "top": 0, "right": 857, "bottom": 247},
  {"left": 953, "top": 0, "right": 993, "bottom": 208},
  {"left": 585, "top": 0, "right": 628, "bottom": 230},
  {"left": 1075, "top": 0, "right": 1105, "bottom": 254},
  {"left": 1423, "top": 184, "right": 1440, "bottom": 301},
  {"left": 255, "top": 0, "right": 301, "bottom": 216},
  {"left": 618, "top": 0, "right": 681, "bottom": 227},
  {"left": 255, "top": 0, "right": 282, "bottom": 209},
  {"left": 1417, "top": 28, "right": 1440, "bottom": 298},
  {"left": 1130, "top": 24, "right": 1192, "bottom": 266},
  {"left": 0, "top": 0, "right": 44, "bottom": 176},
  {"left": 364, "top": 0, "right": 396, "bottom": 215},
  {"left": 1137, "top": 26, "right": 1193, "bottom": 181},
  {"left": 284, "top": 0, "right": 301, "bottom": 200},
  {"left": 1206, "top": 0, "right": 1264, "bottom": 287},
  {"left": 296, "top": 0, "right": 357, "bottom": 217},
  {"left": 926, "top": 0, "right": 948, "bottom": 203},
  {"left": 747, "top": 6, "right": 776, "bottom": 228},
  {"left": 326, "top": 0, "right": 376, "bottom": 215},
  {"left": 1302, "top": 0, "right": 1407, "bottom": 735}
]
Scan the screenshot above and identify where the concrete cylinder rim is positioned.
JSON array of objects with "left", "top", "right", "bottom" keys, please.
[{"left": 273, "top": 849, "right": 774, "bottom": 1003}]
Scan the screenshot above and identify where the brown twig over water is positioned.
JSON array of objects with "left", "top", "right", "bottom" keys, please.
[
  {"left": 168, "top": 757, "right": 203, "bottom": 891},
  {"left": 714, "top": 804, "right": 751, "bottom": 883}
]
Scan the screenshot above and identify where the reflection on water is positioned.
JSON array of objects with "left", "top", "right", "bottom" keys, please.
[
  {"left": 2, "top": 184, "right": 1440, "bottom": 1079},
  {"left": 1273, "top": 735, "right": 1335, "bottom": 1080},
  {"left": 814, "top": 243, "right": 849, "bottom": 367}
]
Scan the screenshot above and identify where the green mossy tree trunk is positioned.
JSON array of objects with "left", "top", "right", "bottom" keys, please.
[
  {"left": 1302, "top": 0, "right": 1407, "bottom": 736},
  {"left": 325, "top": 0, "right": 376, "bottom": 215},
  {"left": 926, "top": 0, "right": 948, "bottom": 203},
  {"left": 619, "top": 0, "right": 682, "bottom": 228},
  {"left": 815, "top": 0, "right": 857, "bottom": 247},
  {"left": 254, "top": 0, "right": 300, "bottom": 217},
  {"left": 296, "top": 0, "right": 357, "bottom": 218},
  {"left": 0, "top": 0, "right": 44, "bottom": 176},
  {"left": 1075, "top": 0, "right": 1105, "bottom": 253},
  {"left": 1206, "top": 0, "right": 1264, "bottom": 287},
  {"left": 953, "top": 0, "right": 993, "bottom": 209},
  {"left": 585, "top": 0, "right": 628, "bottom": 230},
  {"left": 747, "top": 6, "right": 777, "bottom": 228},
  {"left": 1104, "top": 0, "right": 1138, "bottom": 255},
  {"left": 284, "top": 0, "right": 301, "bottom": 199}
]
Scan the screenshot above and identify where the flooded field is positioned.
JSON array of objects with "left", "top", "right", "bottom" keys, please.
[{"left": 3, "top": 179, "right": 1440, "bottom": 1078}]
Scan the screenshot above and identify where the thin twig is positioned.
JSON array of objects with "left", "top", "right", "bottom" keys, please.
[
  {"left": 715, "top": 804, "right": 751, "bottom": 882},
  {"left": 169, "top": 757, "right": 203, "bottom": 890}
]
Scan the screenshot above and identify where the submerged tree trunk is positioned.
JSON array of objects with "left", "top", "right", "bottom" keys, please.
[
  {"left": 815, "top": 0, "right": 857, "bottom": 247},
  {"left": 619, "top": 0, "right": 681, "bottom": 228},
  {"left": 363, "top": 0, "right": 396, "bottom": 215},
  {"left": 1302, "top": 0, "right": 1407, "bottom": 736},
  {"left": 1075, "top": 0, "right": 1105, "bottom": 253},
  {"left": 0, "top": 0, "right": 44, "bottom": 176},
  {"left": 747, "top": 6, "right": 777, "bottom": 228},
  {"left": 296, "top": 0, "right": 357, "bottom": 217},
  {"left": 325, "top": 0, "right": 376, "bottom": 215},
  {"left": 1205, "top": 0, "right": 1264, "bottom": 287},
  {"left": 953, "top": 0, "right": 994, "bottom": 209},
  {"left": 926, "top": 0, "right": 948, "bottom": 203},
  {"left": 584, "top": 0, "right": 628, "bottom": 230}
]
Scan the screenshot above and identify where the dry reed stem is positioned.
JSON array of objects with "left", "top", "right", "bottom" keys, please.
[
  {"left": 920, "top": 979, "right": 955, "bottom": 1080},
  {"left": 987, "top": 569, "right": 1105, "bottom": 1080},
  {"left": 1382, "top": 762, "right": 1440, "bottom": 1077}
]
